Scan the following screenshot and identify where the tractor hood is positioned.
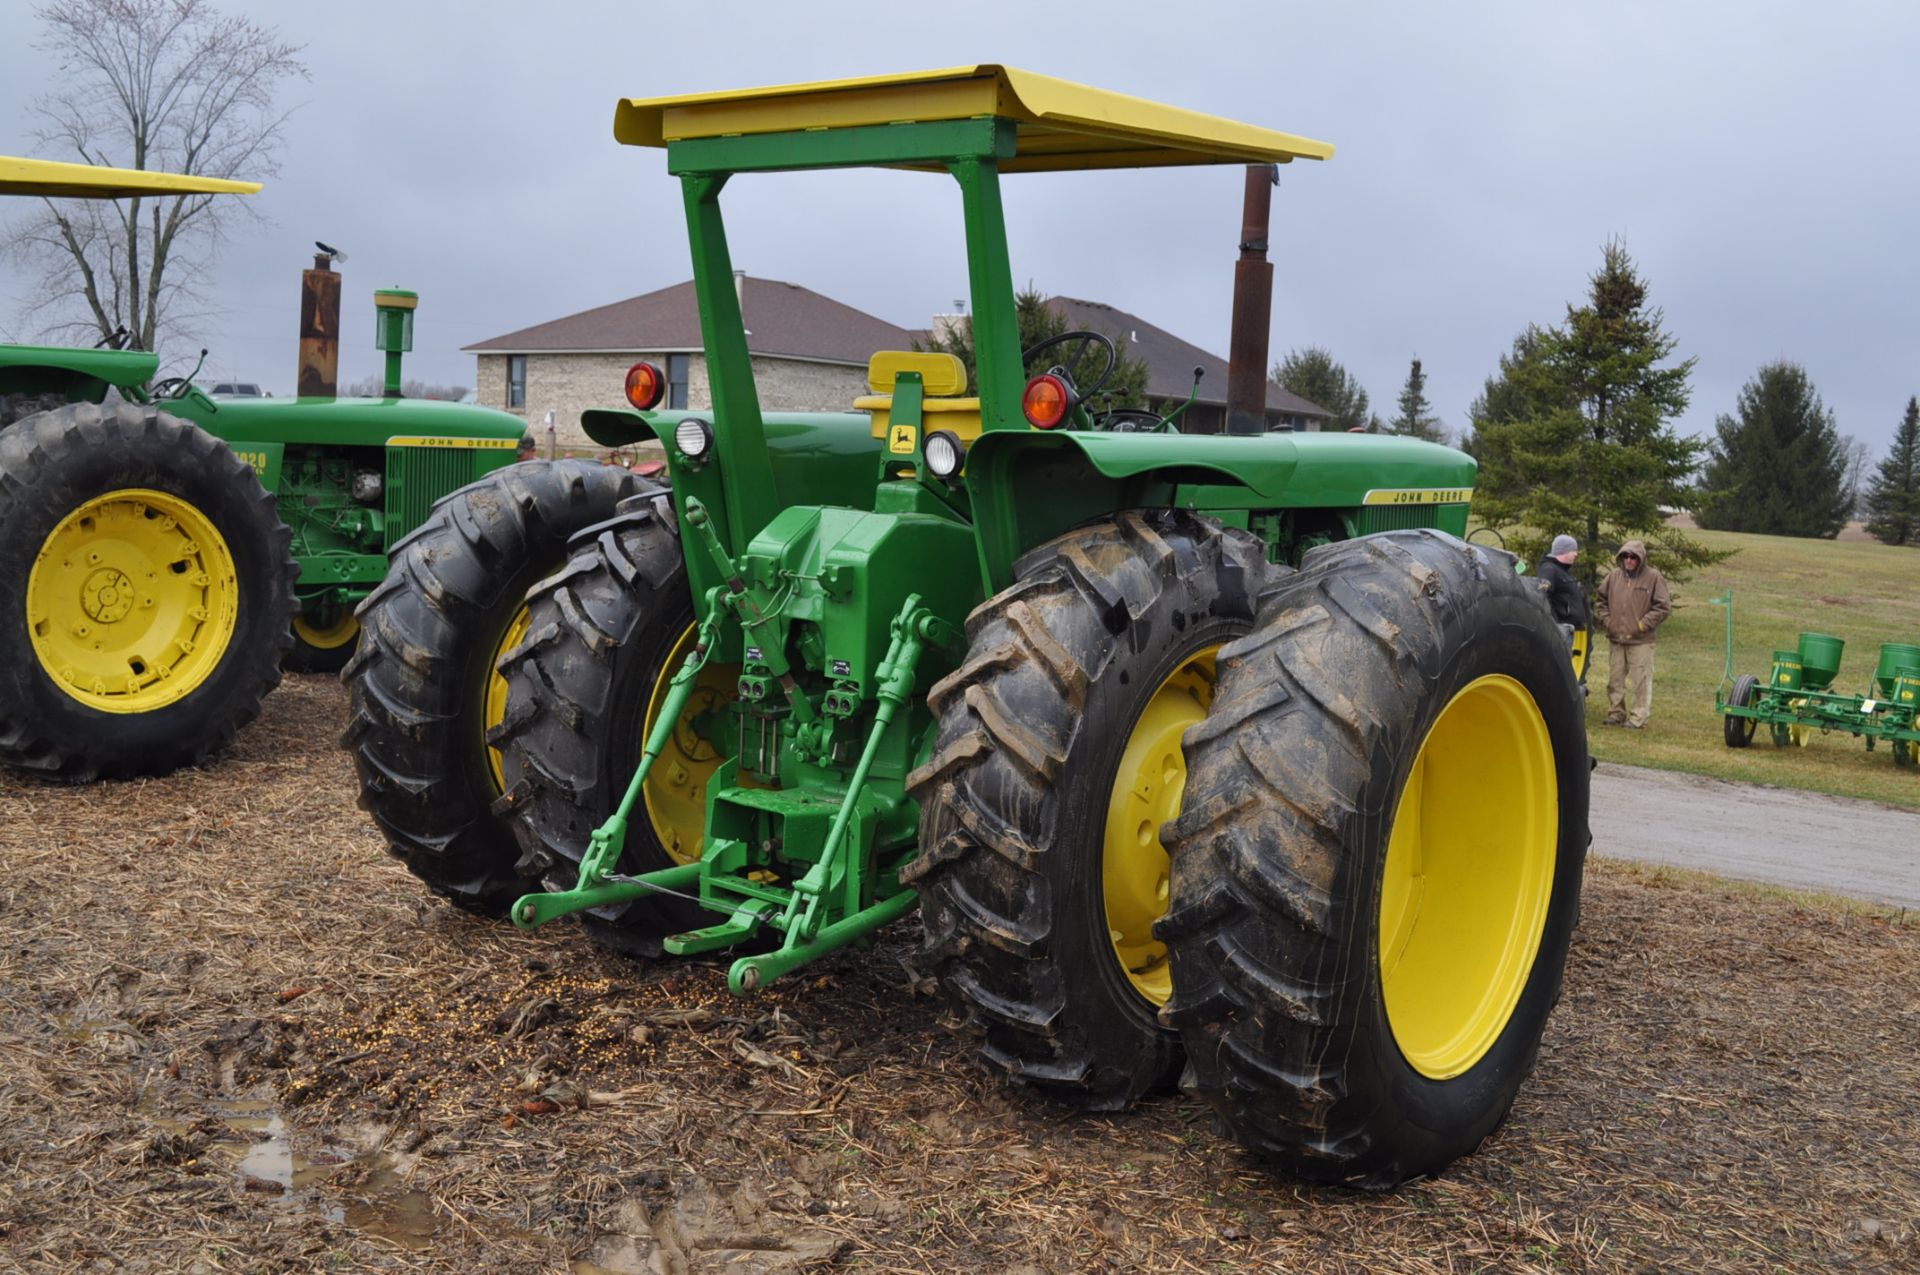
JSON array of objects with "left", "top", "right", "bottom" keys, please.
[{"left": 189, "top": 393, "right": 525, "bottom": 447}]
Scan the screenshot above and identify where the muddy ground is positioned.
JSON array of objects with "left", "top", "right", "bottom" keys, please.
[{"left": 1, "top": 676, "right": 1916, "bottom": 1274}]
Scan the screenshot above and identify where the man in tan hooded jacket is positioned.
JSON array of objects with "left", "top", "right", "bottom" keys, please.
[{"left": 1594, "top": 539, "right": 1670, "bottom": 728}]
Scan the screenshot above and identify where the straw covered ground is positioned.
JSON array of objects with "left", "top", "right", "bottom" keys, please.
[{"left": 1, "top": 675, "right": 1916, "bottom": 1273}]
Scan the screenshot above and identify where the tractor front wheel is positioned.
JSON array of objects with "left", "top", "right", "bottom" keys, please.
[
  {"left": 907, "top": 510, "right": 1275, "bottom": 1110},
  {"left": 286, "top": 604, "right": 360, "bottom": 674},
  {"left": 343, "top": 460, "right": 640, "bottom": 914},
  {"left": 0, "top": 402, "right": 295, "bottom": 780},
  {"left": 1158, "top": 530, "right": 1588, "bottom": 1188}
]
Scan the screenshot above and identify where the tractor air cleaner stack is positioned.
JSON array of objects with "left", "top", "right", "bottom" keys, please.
[{"left": 374, "top": 288, "right": 418, "bottom": 397}]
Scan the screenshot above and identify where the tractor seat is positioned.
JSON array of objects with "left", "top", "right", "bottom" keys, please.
[{"left": 854, "top": 351, "right": 983, "bottom": 445}]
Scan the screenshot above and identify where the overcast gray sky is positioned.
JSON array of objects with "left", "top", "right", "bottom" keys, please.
[{"left": 4, "top": 0, "right": 1918, "bottom": 456}]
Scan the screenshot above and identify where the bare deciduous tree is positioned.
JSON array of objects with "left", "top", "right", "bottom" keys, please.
[
  {"left": 3, "top": 0, "right": 305, "bottom": 353},
  {"left": 1840, "top": 433, "right": 1875, "bottom": 519}
]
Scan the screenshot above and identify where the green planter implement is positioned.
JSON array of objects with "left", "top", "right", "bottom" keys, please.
[{"left": 1714, "top": 590, "right": 1920, "bottom": 766}]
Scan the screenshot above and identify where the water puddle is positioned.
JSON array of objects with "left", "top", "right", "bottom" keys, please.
[{"left": 184, "top": 1098, "right": 441, "bottom": 1250}]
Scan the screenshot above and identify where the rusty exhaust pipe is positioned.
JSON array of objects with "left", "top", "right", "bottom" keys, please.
[
  {"left": 1225, "top": 164, "right": 1277, "bottom": 435},
  {"left": 298, "top": 247, "right": 341, "bottom": 398}
]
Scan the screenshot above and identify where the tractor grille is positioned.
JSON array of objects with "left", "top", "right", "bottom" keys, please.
[
  {"left": 385, "top": 447, "right": 478, "bottom": 549},
  {"left": 1355, "top": 504, "right": 1440, "bottom": 535}
]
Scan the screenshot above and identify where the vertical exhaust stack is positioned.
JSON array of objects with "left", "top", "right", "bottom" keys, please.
[
  {"left": 1226, "top": 164, "right": 1278, "bottom": 436},
  {"left": 298, "top": 248, "right": 342, "bottom": 397}
]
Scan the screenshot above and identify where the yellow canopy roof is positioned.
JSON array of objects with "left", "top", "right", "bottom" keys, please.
[
  {"left": 0, "top": 155, "right": 262, "bottom": 199},
  {"left": 615, "top": 65, "right": 1333, "bottom": 172}
]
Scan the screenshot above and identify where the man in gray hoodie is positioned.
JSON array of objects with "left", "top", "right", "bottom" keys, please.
[{"left": 1593, "top": 539, "right": 1671, "bottom": 728}]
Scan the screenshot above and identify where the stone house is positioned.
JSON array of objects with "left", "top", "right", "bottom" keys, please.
[{"left": 464, "top": 272, "right": 914, "bottom": 450}]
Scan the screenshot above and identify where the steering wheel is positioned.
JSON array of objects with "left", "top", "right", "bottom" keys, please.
[
  {"left": 1021, "top": 330, "right": 1118, "bottom": 401},
  {"left": 93, "top": 327, "right": 133, "bottom": 351},
  {"left": 149, "top": 378, "right": 193, "bottom": 400},
  {"left": 1096, "top": 408, "right": 1169, "bottom": 434}
]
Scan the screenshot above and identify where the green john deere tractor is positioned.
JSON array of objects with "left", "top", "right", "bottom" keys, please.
[
  {"left": 346, "top": 66, "right": 1590, "bottom": 1188},
  {"left": 0, "top": 154, "right": 548, "bottom": 781}
]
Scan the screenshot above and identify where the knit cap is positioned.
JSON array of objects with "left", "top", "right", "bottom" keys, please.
[{"left": 1549, "top": 534, "right": 1578, "bottom": 556}]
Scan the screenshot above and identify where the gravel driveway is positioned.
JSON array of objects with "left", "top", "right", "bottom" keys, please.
[{"left": 1590, "top": 761, "right": 1920, "bottom": 909}]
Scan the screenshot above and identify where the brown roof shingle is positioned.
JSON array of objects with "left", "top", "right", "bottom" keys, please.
[{"left": 464, "top": 275, "right": 913, "bottom": 366}]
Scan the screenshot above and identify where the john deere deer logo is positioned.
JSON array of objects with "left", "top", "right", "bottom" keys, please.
[{"left": 888, "top": 424, "right": 917, "bottom": 455}]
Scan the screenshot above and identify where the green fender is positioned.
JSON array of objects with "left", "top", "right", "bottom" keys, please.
[{"left": 0, "top": 344, "right": 160, "bottom": 404}]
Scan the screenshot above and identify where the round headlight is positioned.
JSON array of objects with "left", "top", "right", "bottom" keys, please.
[
  {"left": 674, "top": 417, "right": 714, "bottom": 463},
  {"left": 923, "top": 429, "right": 964, "bottom": 479},
  {"left": 351, "top": 470, "right": 384, "bottom": 504}
]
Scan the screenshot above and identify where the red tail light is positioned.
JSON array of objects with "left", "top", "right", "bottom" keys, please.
[
  {"left": 1023, "top": 374, "right": 1070, "bottom": 429},
  {"left": 625, "top": 361, "right": 665, "bottom": 410}
]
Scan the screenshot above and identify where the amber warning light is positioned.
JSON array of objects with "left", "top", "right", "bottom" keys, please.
[
  {"left": 1023, "top": 374, "right": 1070, "bottom": 429},
  {"left": 625, "top": 361, "right": 665, "bottom": 410}
]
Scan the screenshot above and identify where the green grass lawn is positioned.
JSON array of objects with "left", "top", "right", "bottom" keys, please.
[{"left": 1571, "top": 526, "right": 1920, "bottom": 808}]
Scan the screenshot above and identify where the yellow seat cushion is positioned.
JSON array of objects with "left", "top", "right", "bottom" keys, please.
[{"left": 866, "top": 350, "right": 967, "bottom": 395}]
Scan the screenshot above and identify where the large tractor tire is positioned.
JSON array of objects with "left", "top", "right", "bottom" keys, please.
[
  {"left": 343, "top": 460, "right": 640, "bottom": 915},
  {"left": 494, "top": 488, "right": 740, "bottom": 956},
  {"left": 0, "top": 402, "right": 295, "bottom": 781},
  {"left": 906, "top": 510, "right": 1275, "bottom": 1110},
  {"left": 1158, "top": 530, "right": 1588, "bottom": 1188}
]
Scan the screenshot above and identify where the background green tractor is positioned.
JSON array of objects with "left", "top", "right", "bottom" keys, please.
[
  {"left": 0, "top": 155, "right": 529, "bottom": 780},
  {"left": 346, "top": 66, "right": 1590, "bottom": 1188}
]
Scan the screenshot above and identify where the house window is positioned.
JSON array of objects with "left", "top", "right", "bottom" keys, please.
[
  {"left": 667, "top": 353, "right": 690, "bottom": 409},
  {"left": 507, "top": 355, "right": 527, "bottom": 409}
]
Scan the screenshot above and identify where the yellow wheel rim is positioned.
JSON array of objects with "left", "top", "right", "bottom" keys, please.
[
  {"left": 483, "top": 605, "right": 533, "bottom": 793},
  {"left": 640, "top": 623, "right": 741, "bottom": 866},
  {"left": 293, "top": 610, "right": 359, "bottom": 651},
  {"left": 26, "top": 488, "right": 239, "bottom": 713},
  {"left": 1380, "top": 674, "right": 1558, "bottom": 1080},
  {"left": 1103, "top": 646, "right": 1218, "bottom": 1007}
]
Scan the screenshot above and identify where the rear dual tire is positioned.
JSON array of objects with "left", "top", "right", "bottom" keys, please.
[
  {"left": 492, "top": 489, "right": 729, "bottom": 955},
  {"left": 342, "top": 460, "right": 641, "bottom": 914},
  {"left": 1158, "top": 530, "right": 1588, "bottom": 1188},
  {"left": 906, "top": 510, "right": 1275, "bottom": 1109}
]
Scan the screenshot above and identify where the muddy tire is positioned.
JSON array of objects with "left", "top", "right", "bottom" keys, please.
[
  {"left": 905, "top": 510, "right": 1275, "bottom": 1110},
  {"left": 493, "top": 488, "right": 733, "bottom": 956},
  {"left": 343, "top": 460, "right": 641, "bottom": 915},
  {"left": 1158, "top": 530, "right": 1588, "bottom": 1188},
  {"left": 1723, "top": 673, "right": 1758, "bottom": 748},
  {"left": 0, "top": 402, "right": 295, "bottom": 781}
]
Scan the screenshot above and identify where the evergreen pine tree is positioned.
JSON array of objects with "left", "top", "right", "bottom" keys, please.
[
  {"left": 1695, "top": 362, "right": 1852, "bottom": 538},
  {"left": 1273, "top": 346, "right": 1370, "bottom": 431},
  {"left": 1467, "top": 241, "right": 1723, "bottom": 576},
  {"left": 1391, "top": 357, "right": 1447, "bottom": 442},
  {"left": 1865, "top": 397, "right": 1920, "bottom": 546}
]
